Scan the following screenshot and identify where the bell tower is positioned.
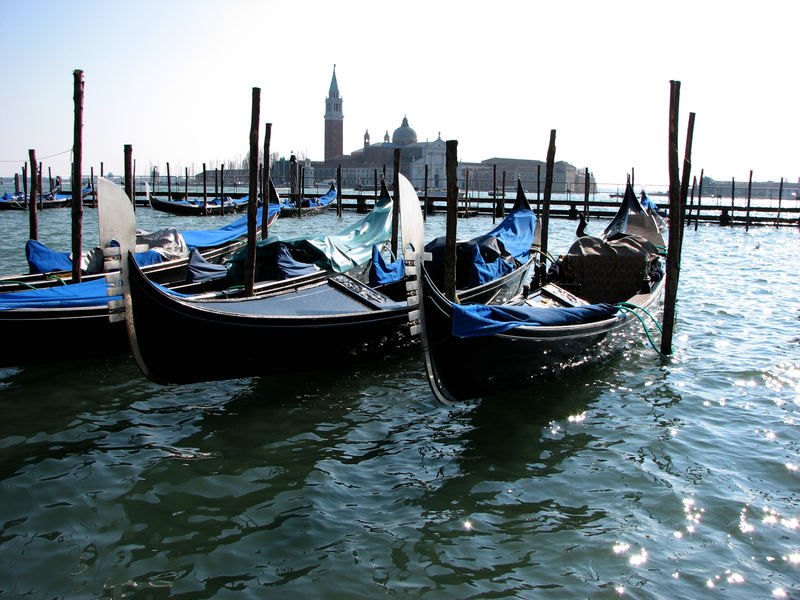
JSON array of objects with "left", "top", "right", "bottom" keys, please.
[{"left": 324, "top": 65, "right": 343, "bottom": 161}]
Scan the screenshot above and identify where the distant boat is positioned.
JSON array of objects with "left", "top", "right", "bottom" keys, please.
[
  {"left": 0, "top": 186, "right": 92, "bottom": 210},
  {"left": 280, "top": 183, "right": 336, "bottom": 217}
]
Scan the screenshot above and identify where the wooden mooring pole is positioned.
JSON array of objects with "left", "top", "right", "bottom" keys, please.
[
  {"left": 695, "top": 168, "right": 703, "bottom": 231},
  {"left": 391, "top": 148, "right": 400, "bottom": 258},
  {"left": 661, "top": 80, "right": 688, "bottom": 357},
  {"left": 444, "top": 140, "right": 458, "bottom": 302},
  {"left": 220, "top": 164, "right": 225, "bottom": 216},
  {"left": 336, "top": 165, "right": 342, "bottom": 217},
  {"left": 28, "top": 150, "right": 38, "bottom": 241},
  {"left": 776, "top": 177, "right": 784, "bottom": 226},
  {"left": 244, "top": 87, "right": 260, "bottom": 297},
  {"left": 71, "top": 69, "right": 84, "bottom": 283},
  {"left": 540, "top": 129, "right": 556, "bottom": 276},
  {"left": 124, "top": 144, "right": 134, "bottom": 205},
  {"left": 202, "top": 163, "right": 208, "bottom": 215},
  {"left": 262, "top": 123, "right": 271, "bottom": 239},
  {"left": 166, "top": 162, "right": 172, "bottom": 202},
  {"left": 745, "top": 169, "right": 753, "bottom": 232}
]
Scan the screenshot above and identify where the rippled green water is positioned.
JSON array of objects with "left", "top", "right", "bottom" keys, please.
[{"left": 0, "top": 206, "right": 799, "bottom": 598}]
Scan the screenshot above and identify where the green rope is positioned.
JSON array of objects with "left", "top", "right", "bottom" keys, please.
[
  {"left": 617, "top": 301, "right": 663, "bottom": 333},
  {"left": 2, "top": 280, "right": 38, "bottom": 290},
  {"left": 616, "top": 303, "right": 667, "bottom": 359},
  {"left": 46, "top": 275, "right": 68, "bottom": 286}
]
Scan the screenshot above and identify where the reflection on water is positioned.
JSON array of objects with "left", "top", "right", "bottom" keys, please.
[{"left": 0, "top": 213, "right": 799, "bottom": 598}]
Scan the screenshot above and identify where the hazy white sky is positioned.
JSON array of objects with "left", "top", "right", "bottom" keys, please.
[{"left": 1, "top": 0, "right": 797, "bottom": 188}]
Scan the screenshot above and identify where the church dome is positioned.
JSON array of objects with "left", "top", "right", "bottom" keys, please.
[{"left": 392, "top": 116, "right": 417, "bottom": 146}]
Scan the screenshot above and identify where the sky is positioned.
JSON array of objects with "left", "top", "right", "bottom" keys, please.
[{"left": 1, "top": 0, "right": 798, "bottom": 189}]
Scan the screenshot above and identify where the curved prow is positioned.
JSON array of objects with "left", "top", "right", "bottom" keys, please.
[
  {"left": 512, "top": 178, "right": 532, "bottom": 211},
  {"left": 97, "top": 177, "right": 153, "bottom": 379}
]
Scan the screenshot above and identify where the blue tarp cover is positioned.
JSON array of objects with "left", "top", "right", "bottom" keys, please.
[
  {"left": 180, "top": 203, "right": 279, "bottom": 248},
  {"left": 369, "top": 245, "right": 405, "bottom": 286},
  {"left": 0, "top": 277, "right": 119, "bottom": 310},
  {"left": 25, "top": 239, "right": 163, "bottom": 274},
  {"left": 276, "top": 244, "right": 318, "bottom": 279},
  {"left": 452, "top": 302, "right": 621, "bottom": 338},
  {"left": 425, "top": 206, "right": 536, "bottom": 288}
]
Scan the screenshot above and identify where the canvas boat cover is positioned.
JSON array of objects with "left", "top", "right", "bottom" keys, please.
[
  {"left": 368, "top": 244, "right": 405, "bottom": 286},
  {"left": 0, "top": 277, "right": 119, "bottom": 310},
  {"left": 226, "top": 191, "right": 393, "bottom": 284},
  {"left": 558, "top": 235, "right": 661, "bottom": 304},
  {"left": 425, "top": 205, "right": 536, "bottom": 289},
  {"left": 451, "top": 301, "right": 621, "bottom": 338},
  {"left": 26, "top": 239, "right": 164, "bottom": 275},
  {"left": 180, "top": 203, "right": 279, "bottom": 248}
]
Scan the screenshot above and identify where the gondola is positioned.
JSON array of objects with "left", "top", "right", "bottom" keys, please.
[
  {"left": 279, "top": 183, "right": 336, "bottom": 217},
  {"left": 416, "top": 182, "right": 667, "bottom": 404},
  {"left": 149, "top": 193, "right": 251, "bottom": 216},
  {"left": 117, "top": 175, "right": 425, "bottom": 385},
  {"left": 0, "top": 190, "right": 84, "bottom": 210},
  {"left": 0, "top": 179, "right": 278, "bottom": 368},
  {"left": 0, "top": 182, "right": 280, "bottom": 294}
]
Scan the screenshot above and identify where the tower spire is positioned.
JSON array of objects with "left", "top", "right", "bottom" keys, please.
[{"left": 324, "top": 65, "right": 343, "bottom": 161}]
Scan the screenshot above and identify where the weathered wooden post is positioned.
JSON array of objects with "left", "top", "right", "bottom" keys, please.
[
  {"left": 166, "top": 162, "right": 172, "bottom": 202},
  {"left": 202, "top": 163, "right": 208, "bottom": 215},
  {"left": 28, "top": 150, "right": 38, "bottom": 240},
  {"left": 501, "top": 171, "right": 506, "bottom": 217},
  {"left": 71, "top": 69, "right": 84, "bottom": 282},
  {"left": 89, "top": 166, "right": 95, "bottom": 207},
  {"left": 391, "top": 148, "right": 400, "bottom": 258},
  {"left": 22, "top": 163, "right": 28, "bottom": 207},
  {"left": 444, "top": 140, "right": 458, "bottom": 302},
  {"left": 678, "top": 112, "right": 695, "bottom": 249},
  {"left": 220, "top": 163, "right": 226, "bottom": 216},
  {"left": 184, "top": 167, "right": 189, "bottom": 205},
  {"left": 687, "top": 176, "right": 696, "bottom": 227},
  {"left": 37, "top": 163, "right": 43, "bottom": 209},
  {"left": 262, "top": 123, "right": 272, "bottom": 239},
  {"left": 289, "top": 155, "right": 298, "bottom": 218},
  {"left": 540, "top": 130, "right": 556, "bottom": 283},
  {"left": 745, "top": 169, "right": 753, "bottom": 232},
  {"left": 661, "top": 80, "right": 685, "bottom": 357},
  {"left": 151, "top": 166, "right": 156, "bottom": 195},
  {"left": 48, "top": 167, "right": 53, "bottom": 194},
  {"left": 336, "top": 164, "right": 342, "bottom": 217},
  {"left": 132, "top": 160, "right": 137, "bottom": 209},
  {"left": 583, "top": 167, "right": 590, "bottom": 216},
  {"left": 695, "top": 168, "right": 704, "bottom": 230},
  {"left": 729, "top": 177, "right": 735, "bottom": 226},
  {"left": 492, "top": 163, "right": 497, "bottom": 223},
  {"left": 124, "top": 144, "right": 134, "bottom": 206},
  {"left": 14, "top": 173, "right": 20, "bottom": 194},
  {"left": 244, "top": 87, "right": 260, "bottom": 297},
  {"left": 631, "top": 167, "right": 635, "bottom": 190},
  {"left": 373, "top": 169, "right": 378, "bottom": 203},
  {"left": 464, "top": 170, "right": 470, "bottom": 215},
  {"left": 777, "top": 177, "right": 784, "bottom": 226}
]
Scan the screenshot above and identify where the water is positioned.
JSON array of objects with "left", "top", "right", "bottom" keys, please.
[{"left": 0, "top": 206, "right": 799, "bottom": 598}]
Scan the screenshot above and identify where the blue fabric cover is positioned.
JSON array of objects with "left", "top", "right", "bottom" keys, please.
[
  {"left": 0, "top": 278, "right": 119, "bottom": 310},
  {"left": 368, "top": 245, "right": 405, "bottom": 286},
  {"left": 180, "top": 203, "right": 278, "bottom": 248},
  {"left": 25, "top": 239, "right": 163, "bottom": 274},
  {"left": 451, "top": 302, "right": 621, "bottom": 338},
  {"left": 26, "top": 239, "right": 72, "bottom": 273},
  {"left": 425, "top": 206, "right": 536, "bottom": 289},
  {"left": 275, "top": 244, "right": 318, "bottom": 279},
  {"left": 467, "top": 242, "right": 513, "bottom": 288},
  {"left": 187, "top": 248, "right": 229, "bottom": 283}
]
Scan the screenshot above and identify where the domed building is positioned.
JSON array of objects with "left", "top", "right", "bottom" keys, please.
[{"left": 392, "top": 117, "right": 417, "bottom": 146}]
